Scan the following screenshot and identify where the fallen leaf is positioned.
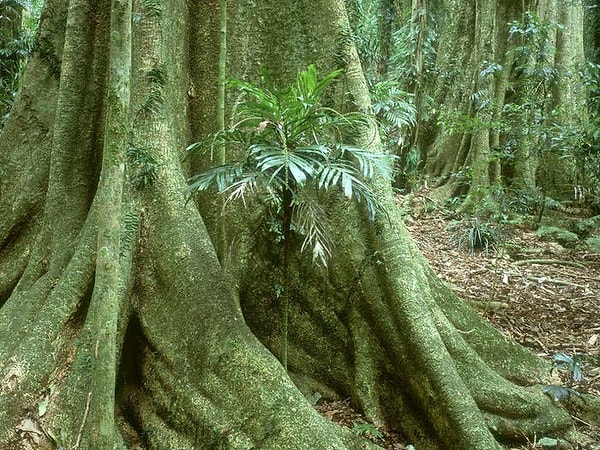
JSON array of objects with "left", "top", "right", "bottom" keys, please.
[{"left": 17, "top": 418, "right": 43, "bottom": 435}]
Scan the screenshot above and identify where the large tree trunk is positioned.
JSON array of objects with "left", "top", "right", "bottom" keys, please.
[{"left": 0, "top": 1, "right": 595, "bottom": 449}]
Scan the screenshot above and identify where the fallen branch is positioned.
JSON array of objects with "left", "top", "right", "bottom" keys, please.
[
  {"left": 525, "top": 276, "right": 585, "bottom": 288},
  {"left": 514, "top": 259, "right": 586, "bottom": 269},
  {"left": 563, "top": 273, "right": 600, "bottom": 283}
]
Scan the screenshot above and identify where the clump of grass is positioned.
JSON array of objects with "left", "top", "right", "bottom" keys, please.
[{"left": 449, "top": 218, "right": 502, "bottom": 254}]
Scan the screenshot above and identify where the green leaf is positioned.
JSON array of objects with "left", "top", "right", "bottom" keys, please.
[
  {"left": 537, "top": 436, "right": 558, "bottom": 448},
  {"left": 38, "top": 397, "right": 49, "bottom": 417},
  {"left": 572, "top": 364, "right": 583, "bottom": 382},
  {"left": 287, "top": 161, "right": 308, "bottom": 185},
  {"left": 318, "top": 165, "right": 343, "bottom": 190},
  {"left": 350, "top": 421, "right": 383, "bottom": 438},
  {"left": 341, "top": 172, "right": 353, "bottom": 197},
  {"left": 552, "top": 353, "right": 572, "bottom": 364}
]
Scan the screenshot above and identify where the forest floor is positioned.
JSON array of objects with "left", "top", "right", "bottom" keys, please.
[{"left": 317, "top": 196, "right": 600, "bottom": 450}]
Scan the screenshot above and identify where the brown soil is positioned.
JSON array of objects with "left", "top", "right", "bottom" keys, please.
[{"left": 318, "top": 202, "right": 600, "bottom": 450}]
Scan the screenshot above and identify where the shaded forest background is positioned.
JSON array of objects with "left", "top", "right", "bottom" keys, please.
[{"left": 3, "top": 0, "right": 600, "bottom": 217}]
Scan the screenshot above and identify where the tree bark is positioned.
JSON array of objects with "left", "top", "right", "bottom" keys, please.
[
  {"left": 86, "top": 0, "right": 131, "bottom": 447},
  {"left": 0, "top": 0, "right": 595, "bottom": 449},
  {"left": 376, "top": 0, "right": 396, "bottom": 78}
]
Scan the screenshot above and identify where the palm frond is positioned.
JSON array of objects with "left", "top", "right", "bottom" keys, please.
[
  {"left": 317, "top": 160, "right": 355, "bottom": 191},
  {"left": 222, "top": 171, "right": 271, "bottom": 207},
  {"left": 336, "top": 144, "right": 396, "bottom": 180},
  {"left": 296, "top": 64, "right": 342, "bottom": 102},
  {"left": 316, "top": 158, "right": 387, "bottom": 221},
  {"left": 321, "top": 162, "right": 358, "bottom": 196},
  {"left": 187, "top": 163, "right": 245, "bottom": 193},
  {"left": 292, "top": 197, "right": 333, "bottom": 266},
  {"left": 230, "top": 79, "right": 278, "bottom": 107},
  {"left": 252, "top": 144, "right": 324, "bottom": 187},
  {"left": 187, "top": 128, "right": 253, "bottom": 155},
  {"left": 348, "top": 177, "right": 386, "bottom": 221},
  {"left": 293, "top": 144, "right": 330, "bottom": 160}
]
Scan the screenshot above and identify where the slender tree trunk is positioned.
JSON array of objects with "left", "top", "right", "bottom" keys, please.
[
  {"left": 544, "top": 2, "right": 586, "bottom": 196},
  {"left": 408, "top": 0, "right": 427, "bottom": 160},
  {"left": 376, "top": 0, "right": 396, "bottom": 77},
  {"left": 87, "top": 0, "right": 131, "bottom": 446},
  {"left": 281, "top": 188, "right": 294, "bottom": 371}
]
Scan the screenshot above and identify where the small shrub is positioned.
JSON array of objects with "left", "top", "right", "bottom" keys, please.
[
  {"left": 570, "top": 215, "right": 600, "bottom": 238},
  {"left": 351, "top": 421, "right": 382, "bottom": 439},
  {"left": 535, "top": 226, "right": 579, "bottom": 247},
  {"left": 543, "top": 353, "right": 585, "bottom": 405},
  {"left": 584, "top": 237, "right": 600, "bottom": 254},
  {"left": 187, "top": 64, "right": 394, "bottom": 265},
  {"left": 552, "top": 353, "right": 584, "bottom": 383},
  {"left": 187, "top": 64, "right": 394, "bottom": 370},
  {"left": 450, "top": 218, "right": 502, "bottom": 254}
]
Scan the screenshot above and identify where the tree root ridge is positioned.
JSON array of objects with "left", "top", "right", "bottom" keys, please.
[{"left": 232, "top": 197, "right": 582, "bottom": 449}]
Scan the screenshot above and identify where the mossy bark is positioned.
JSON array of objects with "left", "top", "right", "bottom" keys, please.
[
  {"left": 86, "top": 0, "right": 131, "bottom": 447},
  {"left": 0, "top": 0, "right": 596, "bottom": 449}
]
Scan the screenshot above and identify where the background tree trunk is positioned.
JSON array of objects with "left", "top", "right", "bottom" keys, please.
[
  {"left": 376, "top": 0, "right": 396, "bottom": 78},
  {"left": 423, "top": 0, "right": 586, "bottom": 203},
  {"left": 0, "top": 0, "right": 24, "bottom": 122},
  {"left": 0, "top": 0, "right": 595, "bottom": 449}
]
